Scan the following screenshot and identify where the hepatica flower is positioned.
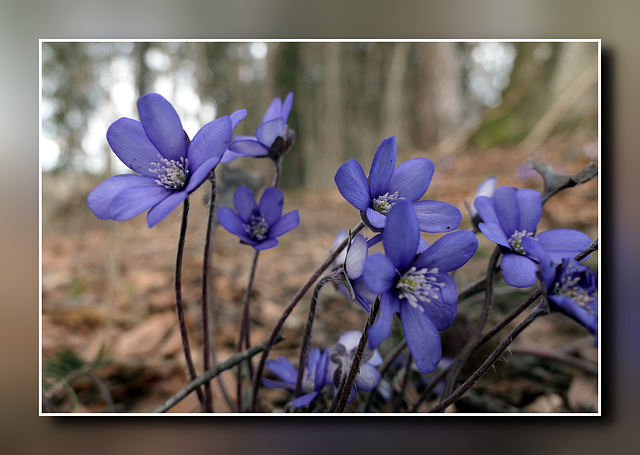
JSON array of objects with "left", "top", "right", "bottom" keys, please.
[
  {"left": 334, "top": 136, "right": 461, "bottom": 233},
  {"left": 262, "top": 347, "right": 329, "bottom": 408},
  {"left": 223, "top": 92, "right": 295, "bottom": 163},
  {"left": 363, "top": 201, "right": 478, "bottom": 373},
  {"left": 329, "top": 230, "right": 376, "bottom": 311},
  {"left": 474, "top": 185, "right": 591, "bottom": 288},
  {"left": 88, "top": 93, "right": 246, "bottom": 227},
  {"left": 217, "top": 186, "right": 299, "bottom": 250},
  {"left": 327, "top": 330, "right": 383, "bottom": 403},
  {"left": 522, "top": 237, "right": 598, "bottom": 341}
]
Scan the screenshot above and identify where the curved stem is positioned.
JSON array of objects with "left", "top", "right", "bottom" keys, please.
[
  {"left": 441, "top": 246, "right": 501, "bottom": 399},
  {"left": 236, "top": 249, "right": 260, "bottom": 412},
  {"left": 294, "top": 274, "right": 333, "bottom": 398},
  {"left": 410, "top": 287, "right": 542, "bottom": 412},
  {"left": 364, "top": 339, "right": 407, "bottom": 412},
  {"left": 428, "top": 305, "right": 547, "bottom": 413},
  {"left": 174, "top": 197, "right": 206, "bottom": 410},
  {"left": 250, "top": 221, "right": 365, "bottom": 412},
  {"left": 334, "top": 296, "right": 380, "bottom": 412},
  {"left": 201, "top": 175, "right": 216, "bottom": 413},
  {"left": 393, "top": 350, "right": 413, "bottom": 412}
]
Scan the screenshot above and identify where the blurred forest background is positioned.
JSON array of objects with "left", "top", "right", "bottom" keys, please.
[{"left": 41, "top": 41, "right": 599, "bottom": 413}]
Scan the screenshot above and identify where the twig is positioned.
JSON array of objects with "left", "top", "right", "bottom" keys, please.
[{"left": 153, "top": 334, "right": 285, "bottom": 413}]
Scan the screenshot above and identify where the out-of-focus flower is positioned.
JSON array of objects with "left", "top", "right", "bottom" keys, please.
[
  {"left": 469, "top": 176, "right": 497, "bottom": 222},
  {"left": 327, "top": 330, "right": 383, "bottom": 403},
  {"left": 363, "top": 201, "right": 478, "bottom": 373},
  {"left": 334, "top": 136, "right": 461, "bottom": 233},
  {"left": 522, "top": 237, "right": 598, "bottom": 342},
  {"left": 262, "top": 347, "right": 329, "bottom": 408},
  {"left": 217, "top": 185, "right": 299, "bottom": 250},
  {"left": 88, "top": 93, "right": 246, "bottom": 227},
  {"left": 223, "top": 92, "right": 295, "bottom": 163},
  {"left": 474, "top": 185, "right": 591, "bottom": 288},
  {"left": 329, "top": 230, "right": 376, "bottom": 311}
]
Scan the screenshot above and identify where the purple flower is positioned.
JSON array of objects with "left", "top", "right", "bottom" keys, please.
[
  {"left": 217, "top": 185, "right": 299, "bottom": 250},
  {"left": 469, "top": 176, "right": 497, "bottom": 221},
  {"left": 223, "top": 92, "right": 295, "bottom": 163},
  {"left": 88, "top": 93, "right": 246, "bottom": 227},
  {"left": 522, "top": 237, "right": 598, "bottom": 341},
  {"left": 363, "top": 201, "right": 478, "bottom": 373},
  {"left": 474, "top": 185, "right": 592, "bottom": 288},
  {"left": 329, "top": 230, "right": 377, "bottom": 311},
  {"left": 334, "top": 136, "right": 461, "bottom": 233},
  {"left": 327, "top": 330, "right": 383, "bottom": 403},
  {"left": 262, "top": 347, "right": 329, "bottom": 408}
]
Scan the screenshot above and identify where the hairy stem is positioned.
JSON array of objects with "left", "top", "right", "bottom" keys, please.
[
  {"left": 237, "top": 249, "right": 260, "bottom": 412},
  {"left": 333, "top": 296, "right": 380, "bottom": 412},
  {"left": 428, "top": 306, "right": 547, "bottom": 413},
  {"left": 174, "top": 198, "right": 206, "bottom": 410},
  {"left": 441, "top": 246, "right": 501, "bottom": 399},
  {"left": 201, "top": 175, "right": 216, "bottom": 412},
  {"left": 295, "top": 274, "right": 333, "bottom": 398},
  {"left": 250, "top": 221, "right": 365, "bottom": 412}
]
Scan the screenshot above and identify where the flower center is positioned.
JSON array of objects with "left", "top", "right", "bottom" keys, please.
[
  {"left": 508, "top": 230, "right": 535, "bottom": 254},
  {"left": 243, "top": 215, "right": 270, "bottom": 241},
  {"left": 553, "top": 275, "right": 595, "bottom": 313},
  {"left": 149, "top": 155, "right": 189, "bottom": 190},
  {"left": 302, "top": 367, "right": 316, "bottom": 393},
  {"left": 396, "top": 266, "right": 444, "bottom": 311},
  {"left": 372, "top": 191, "right": 403, "bottom": 215}
]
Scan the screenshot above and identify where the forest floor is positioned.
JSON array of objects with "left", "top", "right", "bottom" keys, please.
[{"left": 41, "top": 135, "right": 599, "bottom": 414}]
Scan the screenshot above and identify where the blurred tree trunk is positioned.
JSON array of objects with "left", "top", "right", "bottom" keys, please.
[
  {"left": 308, "top": 42, "right": 343, "bottom": 190},
  {"left": 414, "top": 43, "right": 464, "bottom": 152},
  {"left": 382, "top": 43, "right": 410, "bottom": 143}
]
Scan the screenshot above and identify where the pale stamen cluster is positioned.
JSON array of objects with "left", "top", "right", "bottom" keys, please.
[
  {"left": 553, "top": 274, "right": 595, "bottom": 313},
  {"left": 149, "top": 155, "right": 189, "bottom": 190},
  {"left": 508, "top": 230, "right": 535, "bottom": 254},
  {"left": 396, "top": 266, "right": 444, "bottom": 311},
  {"left": 372, "top": 191, "right": 403, "bottom": 215}
]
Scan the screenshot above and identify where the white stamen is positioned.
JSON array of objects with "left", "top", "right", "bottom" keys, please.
[
  {"left": 396, "top": 266, "right": 444, "bottom": 311},
  {"left": 372, "top": 191, "right": 403, "bottom": 215},
  {"left": 508, "top": 230, "right": 535, "bottom": 254},
  {"left": 149, "top": 155, "right": 189, "bottom": 190}
]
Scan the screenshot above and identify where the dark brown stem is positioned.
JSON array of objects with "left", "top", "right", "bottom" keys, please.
[
  {"left": 410, "top": 288, "right": 541, "bottom": 412},
  {"left": 364, "top": 339, "right": 407, "bottom": 412},
  {"left": 201, "top": 175, "right": 216, "bottom": 413},
  {"left": 174, "top": 197, "right": 206, "bottom": 410},
  {"left": 441, "top": 246, "right": 501, "bottom": 399},
  {"left": 295, "top": 274, "right": 333, "bottom": 398},
  {"left": 236, "top": 249, "right": 260, "bottom": 412},
  {"left": 250, "top": 221, "right": 365, "bottom": 412},
  {"left": 428, "top": 306, "right": 546, "bottom": 413},
  {"left": 393, "top": 350, "right": 413, "bottom": 412},
  {"left": 334, "top": 296, "right": 381, "bottom": 413}
]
